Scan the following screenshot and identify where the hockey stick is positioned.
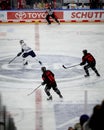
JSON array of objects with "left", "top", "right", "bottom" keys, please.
[
  {"left": 62, "top": 64, "right": 80, "bottom": 69},
  {"left": 27, "top": 84, "right": 41, "bottom": 96},
  {"left": 8, "top": 56, "right": 18, "bottom": 64},
  {"left": 35, "top": 57, "right": 42, "bottom": 65}
]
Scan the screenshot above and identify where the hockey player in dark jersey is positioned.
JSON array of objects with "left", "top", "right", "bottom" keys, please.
[
  {"left": 80, "top": 49, "right": 100, "bottom": 77},
  {"left": 41, "top": 67, "right": 63, "bottom": 100},
  {"left": 17, "top": 40, "right": 42, "bottom": 65},
  {"left": 45, "top": 7, "right": 60, "bottom": 25}
]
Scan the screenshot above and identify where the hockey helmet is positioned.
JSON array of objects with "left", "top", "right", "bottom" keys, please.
[
  {"left": 83, "top": 49, "right": 87, "bottom": 54},
  {"left": 41, "top": 67, "right": 46, "bottom": 72},
  {"left": 20, "top": 40, "right": 24, "bottom": 44},
  {"left": 80, "top": 114, "right": 89, "bottom": 126}
]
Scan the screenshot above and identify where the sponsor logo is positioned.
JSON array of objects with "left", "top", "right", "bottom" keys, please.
[
  {"left": 71, "top": 11, "right": 104, "bottom": 19},
  {"left": 8, "top": 12, "right": 46, "bottom": 19},
  {"left": 7, "top": 11, "right": 63, "bottom": 20},
  {"left": 15, "top": 12, "right": 26, "bottom": 20},
  {"left": 0, "top": 14, "right": 4, "bottom": 18},
  {"left": 0, "top": 13, "right": 6, "bottom": 20}
]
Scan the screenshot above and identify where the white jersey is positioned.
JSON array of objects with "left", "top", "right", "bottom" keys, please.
[{"left": 21, "top": 43, "right": 32, "bottom": 53}]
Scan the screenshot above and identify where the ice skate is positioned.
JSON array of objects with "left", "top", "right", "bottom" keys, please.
[
  {"left": 94, "top": 69, "right": 100, "bottom": 77},
  {"left": 47, "top": 22, "right": 51, "bottom": 25},
  {"left": 47, "top": 96, "right": 52, "bottom": 101},
  {"left": 59, "top": 94, "right": 63, "bottom": 98},
  {"left": 84, "top": 74, "right": 90, "bottom": 77},
  {"left": 58, "top": 21, "right": 60, "bottom": 25},
  {"left": 23, "top": 61, "right": 28, "bottom": 66}
]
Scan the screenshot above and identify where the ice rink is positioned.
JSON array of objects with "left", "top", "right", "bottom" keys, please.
[{"left": 0, "top": 22, "right": 104, "bottom": 130}]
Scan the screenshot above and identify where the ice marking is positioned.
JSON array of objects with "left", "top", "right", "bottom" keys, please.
[{"left": 0, "top": 54, "right": 103, "bottom": 86}]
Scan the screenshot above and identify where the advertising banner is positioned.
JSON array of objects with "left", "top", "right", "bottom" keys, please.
[
  {"left": 0, "top": 11, "right": 7, "bottom": 21},
  {"left": 0, "top": 10, "right": 104, "bottom": 22},
  {"left": 64, "top": 10, "right": 104, "bottom": 21},
  {"left": 7, "top": 11, "right": 63, "bottom": 20}
]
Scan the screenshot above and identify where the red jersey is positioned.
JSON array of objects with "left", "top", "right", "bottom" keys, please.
[
  {"left": 42, "top": 70, "right": 55, "bottom": 85},
  {"left": 81, "top": 53, "right": 96, "bottom": 65}
]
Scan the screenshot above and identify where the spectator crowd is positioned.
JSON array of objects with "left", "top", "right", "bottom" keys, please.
[
  {"left": 0, "top": 0, "right": 104, "bottom": 10},
  {"left": 0, "top": 0, "right": 10, "bottom": 10},
  {"left": 67, "top": 100, "right": 104, "bottom": 130}
]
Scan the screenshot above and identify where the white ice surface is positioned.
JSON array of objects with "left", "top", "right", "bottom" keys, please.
[{"left": 0, "top": 23, "right": 104, "bottom": 130}]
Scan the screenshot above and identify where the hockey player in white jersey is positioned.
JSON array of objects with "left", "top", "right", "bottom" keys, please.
[{"left": 17, "top": 40, "right": 42, "bottom": 65}]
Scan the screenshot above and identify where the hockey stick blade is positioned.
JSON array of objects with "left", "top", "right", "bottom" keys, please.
[
  {"left": 27, "top": 85, "right": 41, "bottom": 96},
  {"left": 62, "top": 65, "right": 67, "bottom": 69},
  {"left": 8, "top": 56, "right": 17, "bottom": 64},
  {"left": 62, "top": 64, "right": 80, "bottom": 69}
]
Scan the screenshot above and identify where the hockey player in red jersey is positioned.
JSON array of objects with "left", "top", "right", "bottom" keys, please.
[
  {"left": 41, "top": 67, "right": 63, "bottom": 100},
  {"left": 80, "top": 49, "right": 100, "bottom": 77}
]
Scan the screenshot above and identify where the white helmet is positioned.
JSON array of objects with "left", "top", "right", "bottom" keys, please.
[{"left": 20, "top": 40, "right": 24, "bottom": 44}]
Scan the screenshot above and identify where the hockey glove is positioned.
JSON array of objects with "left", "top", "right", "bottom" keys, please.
[
  {"left": 41, "top": 82, "right": 45, "bottom": 85},
  {"left": 80, "top": 62, "right": 84, "bottom": 66},
  {"left": 17, "top": 52, "right": 22, "bottom": 57}
]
